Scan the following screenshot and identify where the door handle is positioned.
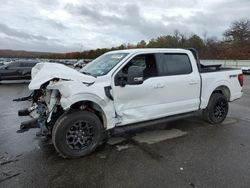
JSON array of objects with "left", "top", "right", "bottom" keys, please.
[
  {"left": 189, "top": 80, "right": 198, "bottom": 85},
  {"left": 154, "top": 83, "right": 165, "bottom": 89}
]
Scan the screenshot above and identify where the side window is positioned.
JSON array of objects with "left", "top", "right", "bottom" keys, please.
[
  {"left": 122, "top": 54, "right": 158, "bottom": 78},
  {"left": 130, "top": 56, "right": 146, "bottom": 68},
  {"left": 114, "top": 54, "right": 158, "bottom": 86},
  {"left": 121, "top": 55, "right": 146, "bottom": 75},
  {"left": 156, "top": 54, "right": 192, "bottom": 76}
]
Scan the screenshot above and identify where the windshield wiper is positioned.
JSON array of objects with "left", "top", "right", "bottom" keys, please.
[{"left": 81, "top": 71, "right": 96, "bottom": 78}]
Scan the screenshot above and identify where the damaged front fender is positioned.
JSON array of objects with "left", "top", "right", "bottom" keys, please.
[{"left": 29, "top": 63, "right": 95, "bottom": 90}]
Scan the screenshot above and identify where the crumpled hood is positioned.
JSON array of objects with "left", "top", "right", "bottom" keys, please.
[{"left": 29, "top": 63, "right": 96, "bottom": 90}]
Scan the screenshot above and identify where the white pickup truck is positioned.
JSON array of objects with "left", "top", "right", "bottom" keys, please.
[{"left": 15, "top": 48, "right": 243, "bottom": 158}]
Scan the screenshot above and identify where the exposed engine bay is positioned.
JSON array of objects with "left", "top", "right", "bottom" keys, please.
[{"left": 14, "top": 82, "right": 64, "bottom": 136}]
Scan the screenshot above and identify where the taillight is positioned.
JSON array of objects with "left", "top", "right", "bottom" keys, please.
[{"left": 238, "top": 74, "right": 244, "bottom": 87}]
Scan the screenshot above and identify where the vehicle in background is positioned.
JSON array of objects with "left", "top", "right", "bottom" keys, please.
[
  {"left": 0, "top": 60, "right": 39, "bottom": 81},
  {"left": 57, "top": 60, "right": 70, "bottom": 65},
  {"left": 15, "top": 48, "right": 243, "bottom": 158},
  {"left": 45, "top": 59, "right": 77, "bottom": 66},
  {"left": 241, "top": 67, "right": 250, "bottom": 74},
  {"left": 64, "top": 60, "right": 77, "bottom": 65},
  {"left": 74, "top": 59, "right": 87, "bottom": 68}
]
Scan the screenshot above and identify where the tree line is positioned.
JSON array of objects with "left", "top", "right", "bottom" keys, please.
[
  {"left": 1, "top": 19, "right": 249, "bottom": 59},
  {"left": 49, "top": 19, "right": 250, "bottom": 60}
]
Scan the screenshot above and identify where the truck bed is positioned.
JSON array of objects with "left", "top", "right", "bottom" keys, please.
[
  {"left": 200, "top": 67, "right": 243, "bottom": 109},
  {"left": 199, "top": 64, "right": 240, "bottom": 73}
]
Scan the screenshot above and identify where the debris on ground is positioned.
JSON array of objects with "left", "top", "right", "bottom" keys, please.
[
  {"left": 107, "top": 137, "right": 126, "bottom": 145},
  {"left": 0, "top": 159, "right": 19, "bottom": 166},
  {"left": 0, "top": 172, "right": 20, "bottom": 183},
  {"left": 116, "top": 144, "right": 131, "bottom": 151},
  {"left": 99, "top": 155, "right": 106, "bottom": 159},
  {"left": 189, "top": 182, "right": 195, "bottom": 188},
  {"left": 15, "top": 154, "right": 23, "bottom": 158},
  {"left": 221, "top": 118, "right": 238, "bottom": 125},
  {"left": 0, "top": 153, "right": 23, "bottom": 166}
]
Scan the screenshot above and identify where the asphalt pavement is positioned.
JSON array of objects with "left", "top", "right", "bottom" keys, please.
[{"left": 0, "top": 76, "right": 250, "bottom": 188}]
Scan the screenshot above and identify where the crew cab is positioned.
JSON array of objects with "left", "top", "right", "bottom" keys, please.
[{"left": 15, "top": 48, "right": 243, "bottom": 158}]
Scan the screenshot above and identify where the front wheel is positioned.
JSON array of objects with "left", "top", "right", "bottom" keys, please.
[
  {"left": 52, "top": 111, "right": 103, "bottom": 158},
  {"left": 202, "top": 93, "right": 229, "bottom": 124}
]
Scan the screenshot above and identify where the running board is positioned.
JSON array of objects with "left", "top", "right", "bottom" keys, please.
[{"left": 110, "top": 111, "right": 196, "bottom": 136}]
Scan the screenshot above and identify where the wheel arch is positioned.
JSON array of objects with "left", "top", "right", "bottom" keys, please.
[
  {"left": 201, "top": 81, "right": 231, "bottom": 109},
  {"left": 70, "top": 100, "right": 108, "bottom": 129},
  {"left": 211, "top": 85, "right": 231, "bottom": 101},
  {"left": 60, "top": 93, "right": 116, "bottom": 129}
]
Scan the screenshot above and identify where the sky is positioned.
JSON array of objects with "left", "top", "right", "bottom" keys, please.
[{"left": 0, "top": 0, "right": 249, "bottom": 52}]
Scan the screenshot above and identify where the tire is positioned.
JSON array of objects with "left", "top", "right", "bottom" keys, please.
[
  {"left": 202, "top": 93, "right": 229, "bottom": 124},
  {"left": 52, "top": 111, "right": 103, "bottom": 158}
]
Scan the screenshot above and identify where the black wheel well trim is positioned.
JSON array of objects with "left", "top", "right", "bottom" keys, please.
[
  {"left": 211, "top": 85, "right": 231, "bottom": 101},
  {"left": 70, "top": 100, "right": 107, "bottom": 128}
]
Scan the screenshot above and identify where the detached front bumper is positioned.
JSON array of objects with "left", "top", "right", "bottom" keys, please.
[
  {"left": 15, "top": 101, "right": 49, "bottom": 135},
  {"left": 14, "top": 90, "right": 62, "bottom": 136}
]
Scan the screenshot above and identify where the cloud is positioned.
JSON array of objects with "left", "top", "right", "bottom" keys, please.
[
  {"left": 0, "top": 0, "right": 249, "bottom": 52},
  {"left": 0, "top": 23, "right": 49, "bottom": 41},
  {"left": 65, "top": 3, "right": 175, "bottom": 39},
  {"left": 32, "top": 16, "right": 69, "bottom": 30},
  {"left": 0, "top": 35, "right": 74, "bottom": 52}
]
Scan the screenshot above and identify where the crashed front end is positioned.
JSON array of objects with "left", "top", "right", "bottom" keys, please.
[
  {"left": 14, "top": 82, "right": 64, "bottom": 136},
  {"left": 14, "top": 63, "right": 96, "bottom": 136}
]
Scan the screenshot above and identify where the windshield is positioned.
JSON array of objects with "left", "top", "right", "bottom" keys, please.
[{"left": 80, "top": 53, "right": 128, "bottom": 77}]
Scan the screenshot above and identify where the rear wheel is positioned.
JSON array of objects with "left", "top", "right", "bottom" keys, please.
[
  {"left": 202, "top": 93, "right": 228, "bottom": 124},
  {"left": 52, "top": 111, "right": 103, "bottom": 158}
]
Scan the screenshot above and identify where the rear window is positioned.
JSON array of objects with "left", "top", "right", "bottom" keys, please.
[{"left": 156, "top": 54, "right": 192, "bottom": 76}]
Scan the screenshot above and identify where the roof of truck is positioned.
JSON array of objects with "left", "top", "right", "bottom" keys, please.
[{"left": 107, "top": 48, "right": 190, "bottom": 54}]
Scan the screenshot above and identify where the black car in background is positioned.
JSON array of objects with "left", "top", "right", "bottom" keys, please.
[
  {"left": 0, "top": 60, "right": 39, "bottom": 81},
  {"left": 241, "top": 67, "right": 250, "bottom": 74}
]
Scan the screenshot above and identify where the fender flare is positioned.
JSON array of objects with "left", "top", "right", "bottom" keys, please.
[{"left": 201, "top": 80, "right": 231, "bottom": 109}]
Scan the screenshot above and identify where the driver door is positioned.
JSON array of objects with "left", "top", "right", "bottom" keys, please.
[{"left": 111, "top": 54, "right": 160, "bottom": 125}]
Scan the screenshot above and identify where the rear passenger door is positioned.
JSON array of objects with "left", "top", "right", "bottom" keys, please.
[{"left": 154, "top": 53, "right": 201, "bottom": 115}]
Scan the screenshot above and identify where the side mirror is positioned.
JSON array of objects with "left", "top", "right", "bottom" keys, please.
[{"left": 127, "top": 66, "right": 143, "bottom": 85}]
